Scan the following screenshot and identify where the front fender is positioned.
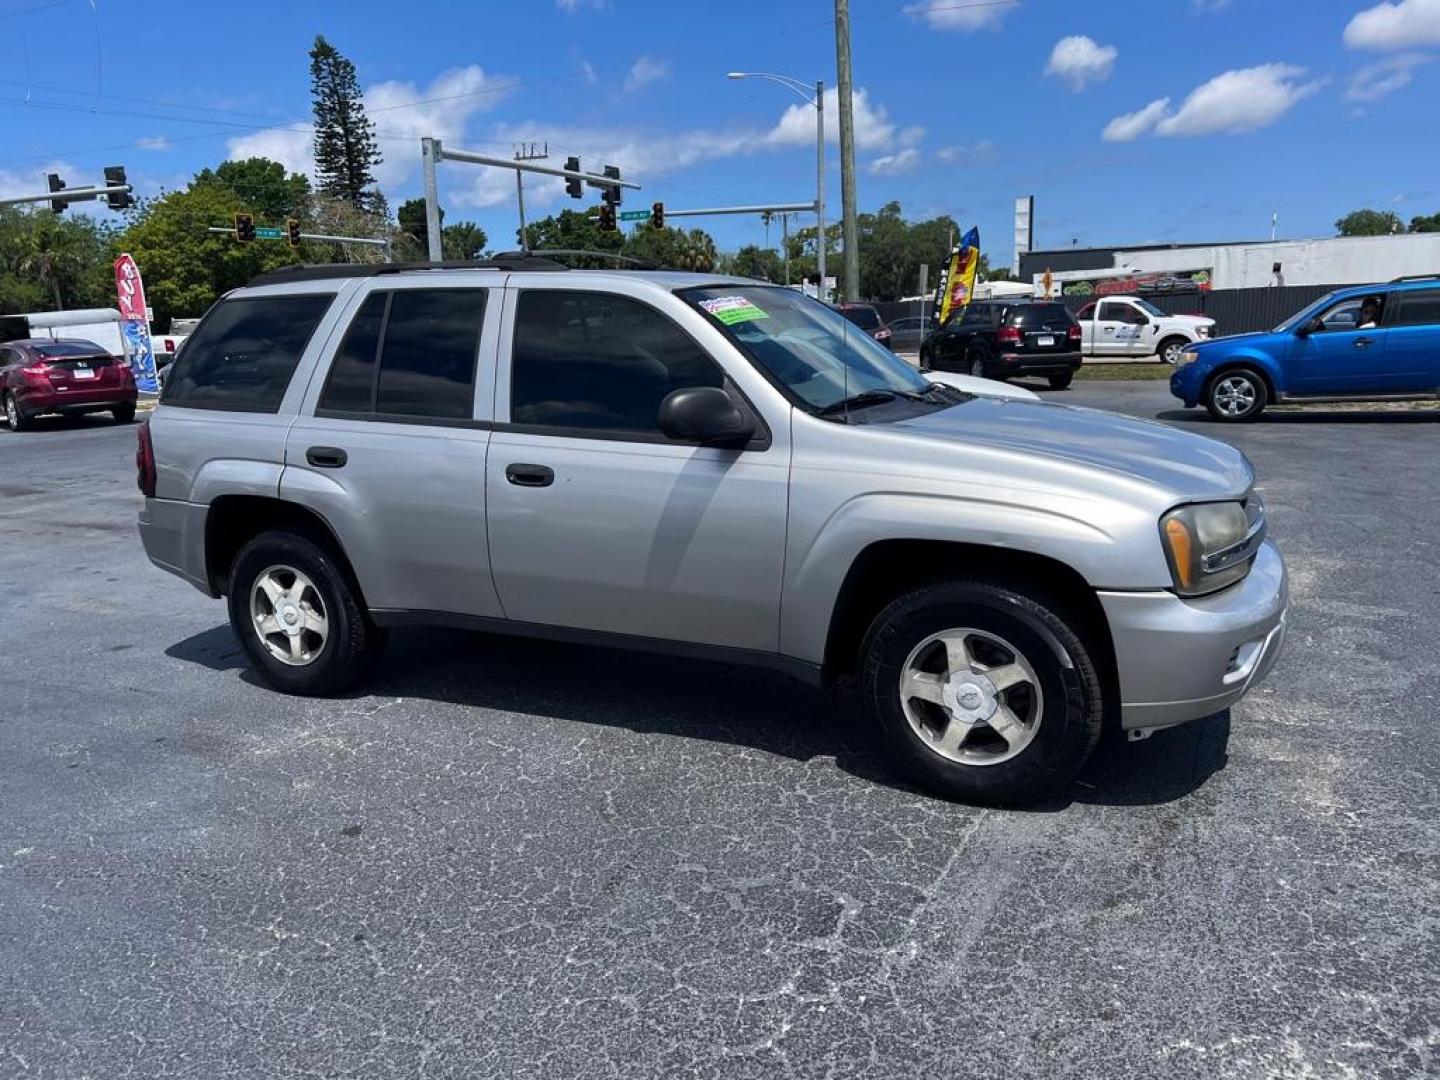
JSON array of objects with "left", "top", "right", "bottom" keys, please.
[{"left": 779, "top": 490, "right": 1168, "bottom": 664}]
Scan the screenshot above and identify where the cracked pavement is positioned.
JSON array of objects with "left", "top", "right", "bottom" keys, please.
[{"left": 2, "top": 384, "right": 1437, "bottom": 1078}]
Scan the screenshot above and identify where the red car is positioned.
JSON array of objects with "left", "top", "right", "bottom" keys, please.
[
  {"left": 1, "top": 338, "right": 137, "bottom": 431},
  {"left": 830, "top": 302, "right": 894, "bottom": 348}
]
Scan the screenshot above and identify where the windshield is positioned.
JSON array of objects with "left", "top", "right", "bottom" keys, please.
[
  {"left": 1274, "top": 291, "right": 1339, "bottom": 333},
  {"left": 33, "top": 340, "right": 107, "bottom": 357},
  {"left": 1134, "top": 299, "right": 1166, "bottom": 317},
  {"left": 683, "top": 286, "right": 929, "bottom": 412}
]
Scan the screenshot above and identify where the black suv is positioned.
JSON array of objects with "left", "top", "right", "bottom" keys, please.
[{"left": 921, "top": 300, "right": 1082, "bottom": 389}]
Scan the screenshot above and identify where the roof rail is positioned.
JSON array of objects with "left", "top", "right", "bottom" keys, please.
[
  {"left": 1389, "top": 273, "right": 1440, "bottom": 283},
  {"left": 518, "top": 248, "right": 657, "bottom": 269},
  {"left": 246, "top": 253, "right": 570, "bottom": 287}
]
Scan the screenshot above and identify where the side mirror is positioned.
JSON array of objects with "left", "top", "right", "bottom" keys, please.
[
  {"left": 657, "top": 386, "right": 755, "bottom": 446},
  {"left": 1297, "top": 318, "right": 1320, "bottom": 337}
]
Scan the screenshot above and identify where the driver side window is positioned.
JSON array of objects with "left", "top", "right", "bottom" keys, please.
[{"left": 1316, "top": 300, "right": 1362, "bottom": 332}]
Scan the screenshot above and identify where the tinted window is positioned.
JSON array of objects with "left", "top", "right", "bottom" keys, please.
[
  {"left": 957, "top": 304, "right": 989, "bottom": 327},
  {"left": 1394, "top": 289, "right": 1440, "bottom": 327},
  {"left": 1099, "top": 301, "right": 1142, "bottom": 323},
  {"left": 318, "top": 292, "right": 387, "bottom": 413},
  {"left": 33, "top": 340, "right": 107, "bottom": 358},
  {"left": 840, "top": 306, "right": 881, "bottom": 330},
  {"left": 164, "top": 294, "right": 333, "bottom": 412},
  {"left": 1009, "top": 304, "right": 1073, "bottom": 327},
  {"left": 1076, "top": 302, "right": 1097, "bottom": 320},
  {"left": 375, "top": 289, "right": 485, "bottom": 419},
  {"left": 511, "top": 291, "right": 724, "bottom": 433}
]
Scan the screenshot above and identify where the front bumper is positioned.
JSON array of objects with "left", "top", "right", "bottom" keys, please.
[
  {"left": 1098, "top": 539, "right": 1288, "bottom": 732},
  {"left": 1169, "top": 363, "right": 1203, "bottom": 406},
  {"left": 138, "top": 497, "right": 214, "bottom": 595}
]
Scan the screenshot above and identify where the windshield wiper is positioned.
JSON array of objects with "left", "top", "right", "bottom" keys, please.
[{"left": 813, "top": 389, "right": 901, "bottom": 416}]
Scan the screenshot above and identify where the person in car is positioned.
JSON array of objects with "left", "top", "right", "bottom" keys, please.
[{"left": 1358, "top": 297, "right": 1382, "bottom": 329}]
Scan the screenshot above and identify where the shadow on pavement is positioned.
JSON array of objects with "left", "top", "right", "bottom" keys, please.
[
  {"left": 1157, "top": 408, "right": 1440, "bottom": 425},
  {"left": 166, "top": 623, "right": 1231, "bottom": 810}
]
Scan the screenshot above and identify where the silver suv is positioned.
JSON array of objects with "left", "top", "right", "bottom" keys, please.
[{"left": 137, "top": 259, "right": 1287, "bottom": 805}]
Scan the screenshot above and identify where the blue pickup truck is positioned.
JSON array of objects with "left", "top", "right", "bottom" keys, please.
[{"left": 1170, "top": 276, "right": 1440, "bottom": 421}]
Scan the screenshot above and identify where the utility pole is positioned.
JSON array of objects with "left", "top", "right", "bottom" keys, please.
[
  {"left": 781, "top": 213, "right": 791, "bottom": 286},
  {"left": 514, "top": 142, "right": 548, "bottom": 253},
  {"left": 421, "top": 137, "right": 443, "bottom": 262},
  {"left": 834, "top": 0, "right": 859, "bottom": 301}
]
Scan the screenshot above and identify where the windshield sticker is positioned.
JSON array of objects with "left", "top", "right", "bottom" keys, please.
[{"left": 700, "top": 295, "right": 770, "bottom": 325}]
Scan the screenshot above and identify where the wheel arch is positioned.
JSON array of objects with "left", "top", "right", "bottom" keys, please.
[
  {"left": 204, "top": 494, "right": 365, "bottom": 604},
  {"left": 1203, "top": 357, "right": 1279, "bottom": 401}
]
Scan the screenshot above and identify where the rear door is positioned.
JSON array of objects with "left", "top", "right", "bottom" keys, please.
[
  {"left": 1093, "top": 300, "right": 1138, "bottom": 356},
  {"left": 1386, "top": 288, "right": 1440, "bottom": 391},
  {"left": 284, "top": 282, "right": 502, "bottom": 617}
]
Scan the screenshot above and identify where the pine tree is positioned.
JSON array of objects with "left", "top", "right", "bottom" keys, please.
[{"left": 309, "top": 35, "right": 385, "bottom": 216}]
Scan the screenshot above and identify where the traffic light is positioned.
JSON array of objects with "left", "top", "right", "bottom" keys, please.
[
  {"left": 652, "top": 202, "right": 664, "bottom": 230},
  {"left": 601, "top": 164, "right": 622, "bottom": 207},
  {"left": 103, "top": 166, "right": 133, "bottom": 210},
  {"left": 286, "top": 218, "right": 302, "bottom": 247},
  {"left": 597, "top": 203, "right": 616, "bottom": 232},
  {"left": 564, "top": 156, "right": 583, "bottom": 199},
  {"left": 47, "top": 173, "right": 66, "bottom": 214},
  {"left": 234, "top": 212, "right": 256, "bottom": 243}
]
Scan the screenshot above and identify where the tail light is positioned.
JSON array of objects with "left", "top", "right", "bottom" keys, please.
[
  {"left": 116, "top": 357, "right": 134, "bottom": 381},
  {"left": 873, "top": 327, "right": 891, "bottom": 340},
  {"left": 20, "top": 362, "right": 51, "bottom": 377},
  {"left": 136, "top": 418, "right": 156, "bottom": 497},
  {"left": 997, "top": 325, "right": 1022, "bottom": 346},
  {"left": 1067, "top": 324, "right": 1082, "bottom": 341}
]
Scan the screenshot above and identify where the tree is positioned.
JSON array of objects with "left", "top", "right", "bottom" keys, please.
[
  {"left": 309, "top": 35, "right": 385, "bottom": 216},
  {"left": 394, "top": 197, "right": 487, "bottom": 260},
  {"left": 0, "top": 206, "right": 114, "bottom": 313},
  {"left": 1410, "top": 212, "right": 1440, "bottom": 234},
  {"left": 194, "top": 158, "right": 311, "bottom": 222},
  {"left": 304, "top": 193, "right": 393, "bottom": 265},
  {"left": 519, "top": 208, "right": 624, "bottom": 266},
  {"left": 731, "top": 245, "right": 785, "bottom": 283},
  {"left": 1336, "top": 208, "right": 1403, "bottom": 237},
  {"left": 623, "top": 225, "right": 717, "bottom": 272}
]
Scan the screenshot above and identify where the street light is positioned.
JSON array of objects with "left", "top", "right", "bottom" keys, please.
[{"left": 727, "top": 71, "right": 827, "bottom": 302}]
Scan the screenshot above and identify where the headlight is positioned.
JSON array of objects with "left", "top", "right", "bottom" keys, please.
[
  {"left": 1197, "top": 326, "right": 1213, "bottom": 338},
  {"left": 1160, "top": 498, "right": 1265, "bottom": 597},
  {"left": 1174, "top": 349, "right": 1199, "bottom": 366}
]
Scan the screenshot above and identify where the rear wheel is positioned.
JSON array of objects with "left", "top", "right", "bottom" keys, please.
[
  {"left": 1204, "top": 368, "right": 1267, "bottom": 422},
  {"left": 860, "top": 579, "right": 1105, "bottom": 806},
  {"left": 1047, "top": 371, "right": 1074, "bottom": 390},
  {"left": 227, "top": 529, "right": 379, "bottom": 695},
  {"left": 112, "top": 402, "right": 136, "bottom": 424},
  {"left": 4, "top": 392, "right": 31, "bottom": 431}
]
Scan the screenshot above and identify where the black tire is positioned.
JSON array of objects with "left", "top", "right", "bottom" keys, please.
[
  {"left": 1157, "top": 336, "right": 1189, "bottom": 366},
  {"left": 860, "top": 579, "right": 1105, "bottom": 806},
  {"left": 918, "top": 344, "right": 933, "bottom": 371},
  {"left": 4, "top": 392, "right": 32, "bottom": 432},
  {"left": 226, "top": 529, "right": 379, "bottom": 695},
  {"left": 967, "top": 351, "right": 987, "bottom": 379},
  {"left": 1203, "top": 367, "right": 1267, "bottom": 422},
  {"left": 1047, "top": 371, "right": 1074, "bottom": 390},
  {"left": 112, "top": 402, "right": 136, "bottom": 424}
]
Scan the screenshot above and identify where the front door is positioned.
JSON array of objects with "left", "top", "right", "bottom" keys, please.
[
  {"left": 284, "top": 284, "right": 502, "bottom": 617},
  {"left": 1094, "top": 300, "right": 1146, "bottom": 357},
  {"left": 1284, "top": 294, "right": 1401, "bottom": 395},
  {"left": 485, "top": 287, "right": 789, "bottom": 652}
]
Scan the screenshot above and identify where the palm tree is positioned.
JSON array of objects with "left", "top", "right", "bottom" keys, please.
[{"left": 14, "top": 214, "right": 90, "bottom": 310}]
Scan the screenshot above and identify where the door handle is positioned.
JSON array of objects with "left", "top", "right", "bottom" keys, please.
[
  {"left": 306, "top": 446, "right": 347, "bottom": 468},
  {"left": 505, "top": 463, "right": 554, "bottom": 487},
  {"left": 1353, "top": 337, "right": 1373, "bottom": 349}
]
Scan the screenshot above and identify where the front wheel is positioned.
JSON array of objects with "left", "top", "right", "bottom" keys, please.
[
  {"left": 918, "top": 345, "right": 934, "bottom": 370},
  {"left": 860, "top": 580, "right": 1105, "bottom": 806},
  {"left": 1204, "top": 368, "right": 1267, "bottom": 422},
  {"left": 226, "top": 529, "right": 380, "bottom": 695},
  {"left": 1047, "top": 371, "right": 1074, "bottom": 390}
]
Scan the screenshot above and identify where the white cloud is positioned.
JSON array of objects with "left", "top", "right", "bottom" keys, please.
[
  {"left": 1347, "top": 53, "right": 1432, "bottom": 100},
  {"left": 936, "top": 139, "right": 998, "bottom": 165},
  {"left": 766, "top": 87, "right": 912, "bottom": 151},
  {"left": 1102, "top": 98, "right": 1170, "bottom": 141},
  {"left": 135, "top": 136, "right": 170, "bottom": 152},
  {"left": 556, "top": 0, "right": 605, "bottom": 11},
  {"left": 579, "top": 60, "right": 599, "bottom": 85},
  {"left": 1345, "top": 0, "right": 1440, "bottom": 50},
  {"left": 1155, "top": 64, "right": 1322, "bottom": 136},
  {"left": 622, "top": 56, "right": 670, "bottom": 93},
  {"left": 1192, "top": 0, "right": 1231, "bottom": 10},
  {"left": 1044, "top": 35, "right": 1118, "bottom": 91},
  {"left": 867, "top": 148, "right": 921, "bottom": 176},
  {"left": 225, "top": 124, "right": 315, "bottom": 177},
  {"left": 0, "top": 161, "right": 77, "bottom": 202},
  {"left": 903, "top": 0, "right": 1018, "bottom": 31}
]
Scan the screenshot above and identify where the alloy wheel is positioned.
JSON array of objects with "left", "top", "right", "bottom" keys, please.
[
  {"left": 250, "top": 564, "right": 329, "bottom": 666},
  {"left": 4, "top": 394, "right": 17, "bottom": 429},
  {"left": 1212, "top": 375, "right": 1257, "bottom": 417},
  {"left": 898, "top": 627, "right": 1044, "bottom": 766}
]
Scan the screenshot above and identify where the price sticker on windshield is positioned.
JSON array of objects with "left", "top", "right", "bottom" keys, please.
[{"left": 700, "top": 295, "right": 770, "bottom": 326}]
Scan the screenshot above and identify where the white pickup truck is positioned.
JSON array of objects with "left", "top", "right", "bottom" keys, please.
[{"left": 1074, "top": 296, "right": 1216, "bottom": 363}]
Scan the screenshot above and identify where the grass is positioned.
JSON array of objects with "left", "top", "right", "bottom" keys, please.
[{"left": 1073, "top": 363, "right": 1173, "bottom": 381}]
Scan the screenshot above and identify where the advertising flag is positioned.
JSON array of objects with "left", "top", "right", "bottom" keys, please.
[
  {"left": 113, "top": 253, "right": 158, "bottom": 393},
  {"left": 936, "top": 226, "right": 981, "bottom": 326}
]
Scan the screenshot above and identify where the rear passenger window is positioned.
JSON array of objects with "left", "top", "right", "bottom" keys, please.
[
  {"left": 317, "top": 288, "right": 485, "bottom": 421},
  {"left": 163, "top": 294, "right": 333, "bottom": 412},
  {"left": 509, "top": 291, "right": 724, "bottom": 434},
  {"left": 1394, "top": 289, "right": 1440, "bottom": 327}
]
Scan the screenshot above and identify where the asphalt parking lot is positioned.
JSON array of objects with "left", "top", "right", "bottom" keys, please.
[{"left": 3, "top": 384, "right": 1437, "bottom": 1079}]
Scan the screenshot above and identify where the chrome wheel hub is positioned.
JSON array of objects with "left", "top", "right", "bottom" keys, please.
[
  {"left": 899, "top": 628, "right": 1043, "bottom": 767},
  {"left": 250, "top": 565, "right": 328, "bottom": 666},
  {"left": 1214, "top": 376, "right": 1256, "bottom": 416}
]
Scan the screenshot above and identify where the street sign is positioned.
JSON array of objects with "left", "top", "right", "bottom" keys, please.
[
  {"left": 619, "top": 209, "right": 651, "bottom": 222},
  {"left": 254, "top": 227, "right": 284, "bottom": 240}
]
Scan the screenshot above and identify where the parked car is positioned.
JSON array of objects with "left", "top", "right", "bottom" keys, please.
[
  {"left": 1075, "top": 295, "right": 1215, "bottom": 364},
  {"left": 1, "top": 338, "right": 137, "bottom": 431},
  {"left": 886, "top": 315, "right": 930, "bottom": 351},
  {"left": 920, "top": 299, "right": 1083, "bottom": 389},
  {"left": 138, "top": 259, "right": 1287, "bottom": 806},
  {"left": 1170, "top": 275, "right": 1440, "bottom": 421},
  {"left": 831, "top": 302, "right": 893, "bottom": 348}
]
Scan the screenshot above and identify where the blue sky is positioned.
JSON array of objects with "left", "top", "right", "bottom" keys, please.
[{"left": 2, "top": 0, "right": 1438, "bottom": 263}]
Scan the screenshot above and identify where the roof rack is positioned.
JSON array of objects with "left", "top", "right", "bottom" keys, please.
[
  {"left": 1389, "top": 273, "right": 1440, "bottom": 283},
  {"left": 246, "top": 252, "right": 571, "bottom": 286}
]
